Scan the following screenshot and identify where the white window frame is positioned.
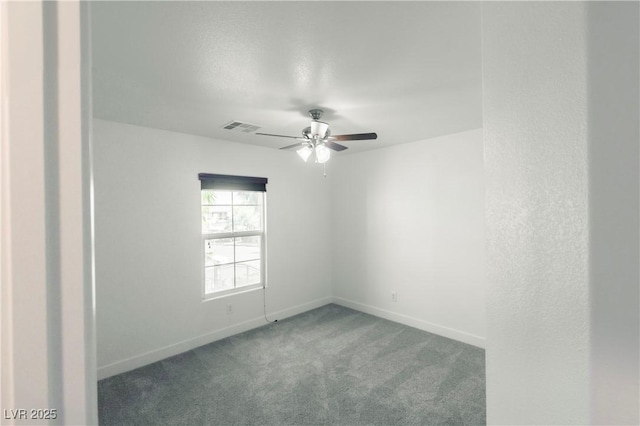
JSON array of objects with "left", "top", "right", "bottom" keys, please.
[{"left": 201, "top": 189, "right": 267, "bottom": 300}]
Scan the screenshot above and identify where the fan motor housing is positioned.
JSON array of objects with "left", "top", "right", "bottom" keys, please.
[{"left": 302, "top": 126, "right": 330, "bottom": 139}]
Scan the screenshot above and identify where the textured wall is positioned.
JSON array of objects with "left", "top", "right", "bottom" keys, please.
[
  {"left": 331, "top": 129, "right": 486, "bottom": 346},
  {"left": 93, "top": 119, "right": 332, "bottom": 377},
  {"left": 483, "top": 2, "right": 640, "bottom": 423},
  {"left": 482, "top": 3, "right": 591, "bottom": 424}
]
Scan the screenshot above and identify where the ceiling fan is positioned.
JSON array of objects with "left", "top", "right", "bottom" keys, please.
[{"left": 255, "top": 109, "right": 377, "bottom": 164}]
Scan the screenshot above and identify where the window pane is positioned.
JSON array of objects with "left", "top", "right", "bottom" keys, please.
[
  {"left": 205, "top": 265, "right": 234, "bottom": 293},
  {"left": 233, "top": 191, "right": 262, "bottom": 205},
  {"left": 201, "top": 187, "right": 265, "bottom": 296},
  {"left": 235, "top": 236, "right": 261, "bottom": 262},
  {"left": 205, "top": 238, "right": 234, "bottom": 266},
  {"left": 233, "top": 206, "right": 262, "bottom": 232},
  {"left": 202, "top": 206, "right": 232, "bottom": 234},
  {"left": 235, "top": 260, "right": 261, "bottom": 287},
  {"left": 202, "top": 190, "right": 232, "bottom": 205},
  {"left": 204, "top": 267, "right": 214, "bottom": 293}
]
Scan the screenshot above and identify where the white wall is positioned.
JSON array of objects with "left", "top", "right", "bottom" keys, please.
[
  {"left": 483, "top": 2, "right": 639, "bottom": 424},
  {"left": 331, "top": 129, "right": 486, "bottom": 347},
  {"left": 94, "top": 121, "right": 488, "bottom": 378},
  {"left": 93, "top": 119, "right": 332, "bottom": 378},
  {"left": 483, "top": 3, "right": 590, "bottom": 424},
  {"left": 2, "top": 0, "right": 51, "bottom": 416},
  {"left": 587, "top": 2, "right": 639, "bottom": 424},
  {"left": 2, "top": 1, "right": 97, "bottom": 424}
]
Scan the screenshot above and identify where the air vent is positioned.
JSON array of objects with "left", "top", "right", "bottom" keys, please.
[{"left": 222, "top": 121, "right": 261, "bottom": 133}]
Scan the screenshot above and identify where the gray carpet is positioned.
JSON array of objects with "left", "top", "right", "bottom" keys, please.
[{"left": 98, "top": 304, "right": 486, "bottom": 425}]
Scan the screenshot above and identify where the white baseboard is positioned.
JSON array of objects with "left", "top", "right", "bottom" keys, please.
[
  {"left": 332, "top": 297, "right": 485, "bottom": 349},
  {"left": 98, "top": 295, "right": 484, "bottom": 380},
  {"left": 97, "top": 296, "right": 332, "bottom": 380}
]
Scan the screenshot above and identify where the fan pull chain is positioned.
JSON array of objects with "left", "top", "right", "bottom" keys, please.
[{"left": 323, "top": 163, "right": 327, "bottom": 178}]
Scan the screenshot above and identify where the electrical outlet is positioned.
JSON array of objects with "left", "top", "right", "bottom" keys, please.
[
  {"left": 226, "top": 304, "right": 233, "bottom": 314},
  {"left": 391, "top": 291, "right": 398, "bottom": 302}
]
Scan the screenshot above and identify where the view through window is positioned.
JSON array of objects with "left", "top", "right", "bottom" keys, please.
[{"left": 200, "top": 178, "right": 266, "bottom": 297}]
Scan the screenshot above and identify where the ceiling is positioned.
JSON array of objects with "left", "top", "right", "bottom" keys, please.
[{"left": 91, "top": 1, "right": 482, "bottom": 154}]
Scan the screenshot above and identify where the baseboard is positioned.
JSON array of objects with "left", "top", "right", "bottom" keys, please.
[
  {"left": 332, "top": 297, "right": 485, "bottom": 349},
  {"left": 98, "top": 295, "right": 483, "bottom": 379},
  {"left": 97, "top": 296, "right": 332, "bottom": 380}
]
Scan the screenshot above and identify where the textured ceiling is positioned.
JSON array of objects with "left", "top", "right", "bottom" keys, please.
[{"left": 91, "top": 1, "right": 482, "bottom": 154}]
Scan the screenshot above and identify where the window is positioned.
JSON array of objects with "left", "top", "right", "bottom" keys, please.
[{"left": 199, "top": 173, "right": 267, "bottom": 298}]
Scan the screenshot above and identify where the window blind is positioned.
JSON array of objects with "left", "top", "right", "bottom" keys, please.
[{"left": 198, "top": 173, "right": 268, "bottom": 192}]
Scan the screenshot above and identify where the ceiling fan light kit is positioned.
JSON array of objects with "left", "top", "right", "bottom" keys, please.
[
  {"left": 295, "top": 142, "right": 330, "bottom": 164},
  {"left": 296, "top": 145, "right": 313, "bottom": 162},
  {"left": 315, "top": 144, "right": 331, "bottom": 164},
  {"left": 255, "top": 109, "right": 378, "bottom": 167}
]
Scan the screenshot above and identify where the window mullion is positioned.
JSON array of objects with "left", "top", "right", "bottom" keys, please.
[
  {"left": 203, "top": 231, "right": 235, "bottom": 239},
  {"left": 203, "top": 230, "right": 262, "bottom": 239}
]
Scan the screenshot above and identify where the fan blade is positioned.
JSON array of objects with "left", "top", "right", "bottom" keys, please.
[
  {"left": 279, "top": 142, "right": 306, "bottom": 150},
  {"left": 324, "top": 141, "right": 349, "bottom": 151},
  {"left": 329, "top": 132, "right": 377, "bottom": 141},
  {"left": 255, "top": 132, "right": 305, "bottom": 140}
]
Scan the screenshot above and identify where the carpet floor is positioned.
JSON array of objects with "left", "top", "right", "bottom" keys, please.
[{"left": 98, "top": 304, "right": 486, "bottom": 425}]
